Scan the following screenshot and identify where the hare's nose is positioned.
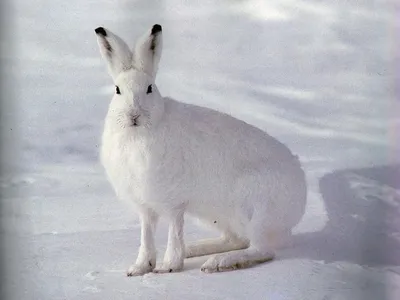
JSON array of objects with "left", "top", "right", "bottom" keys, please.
[{"left": 131, "top": 114, "right": 140, "bottom": 127}]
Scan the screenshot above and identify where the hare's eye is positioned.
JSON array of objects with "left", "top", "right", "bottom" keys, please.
[
  {"left": 146, "top": 84, "right": 152, "bottom": 94},
  {"left": 115, "top": 86, "right": 121, "bottom": 95}
]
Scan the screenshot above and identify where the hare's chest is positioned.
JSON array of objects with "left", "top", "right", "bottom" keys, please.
[{"left": 100, "top": 130, "right": 149, "bottom": 201}]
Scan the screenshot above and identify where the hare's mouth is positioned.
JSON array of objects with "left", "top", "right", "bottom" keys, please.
[{"left": 130, "top": 115, "right": 140, "bottom": 127}]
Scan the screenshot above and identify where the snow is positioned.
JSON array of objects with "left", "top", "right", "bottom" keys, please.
[{"left": 2, "top": 0, "right": 399, "bottom": 299}]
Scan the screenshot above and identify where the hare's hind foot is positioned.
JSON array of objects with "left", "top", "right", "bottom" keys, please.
[
  {"left": 200, "top": 225, "right": 286, "bottom": 273},
  {"left": 200, "top": 247, "right": 274, "bottom": 273},
  {"left": 186, "top": 234, "right": 249, "bottom": 258}
]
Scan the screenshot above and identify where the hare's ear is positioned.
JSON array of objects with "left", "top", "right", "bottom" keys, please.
[
  {"left": 133, "top": 24, "right": 163, "bottom": 78},
  {"left": 95, "top": 27, "right": 133, "bottom": 80}
]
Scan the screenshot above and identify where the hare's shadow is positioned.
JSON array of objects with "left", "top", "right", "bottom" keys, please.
[
  {"left": 183, "top": 164, "right": 400, "bottom": 270},
  {"left": 281, "top": 164, "right": 400, "bottom": 267}
]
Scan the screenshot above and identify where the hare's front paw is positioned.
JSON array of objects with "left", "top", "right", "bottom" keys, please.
[
  {"left": 153, "top": 261, "right": 184, "bottom": 274},
  {"left": 127, "top": 261, "right": 155, "bottom": 277}
]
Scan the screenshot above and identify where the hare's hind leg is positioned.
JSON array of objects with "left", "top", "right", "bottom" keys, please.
[
  {"left": 200, "top": 224, "right": 281, "bottom": 273},
  {"left": 127, "top": 207, "right": 158, "bottom": 276},
  {"left": 186, "top": 232, "right": 249, "bottom": 258},
  {"left": 200, "top": 246, "right": 274, "bottom": 273}
]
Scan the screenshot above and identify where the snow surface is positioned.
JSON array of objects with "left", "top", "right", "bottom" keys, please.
[{"left": 2, "top": 0, "right": 400, "bottom": 299}]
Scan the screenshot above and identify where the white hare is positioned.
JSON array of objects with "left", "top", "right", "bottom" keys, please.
[{"left": 94, "top": 24, "right": 307, "bottom": 275}]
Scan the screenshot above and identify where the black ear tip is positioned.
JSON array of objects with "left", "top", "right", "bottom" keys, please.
[
  {"left": 151, "top": 24, "right": 162, "bottom": 35},
  {"left": 95, "top": 27, "right": 107, "bottom": 37}
]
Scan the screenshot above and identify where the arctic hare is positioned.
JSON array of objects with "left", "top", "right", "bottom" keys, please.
[{"left": 95, "top": 24, "right": 307, "bottom": 275}]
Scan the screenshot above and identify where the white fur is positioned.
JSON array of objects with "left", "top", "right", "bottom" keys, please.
[{"left": 95, "top": 25, "right": 307, "bottom": 275}]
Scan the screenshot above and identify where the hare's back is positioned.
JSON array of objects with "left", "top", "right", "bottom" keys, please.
[{"left": 162, "top": 97, "right": 297, "bottom": 166}]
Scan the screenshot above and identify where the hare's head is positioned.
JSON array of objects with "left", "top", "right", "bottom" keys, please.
[{"left": 95, "top": 24, "right": 163, "bottom": 128}]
